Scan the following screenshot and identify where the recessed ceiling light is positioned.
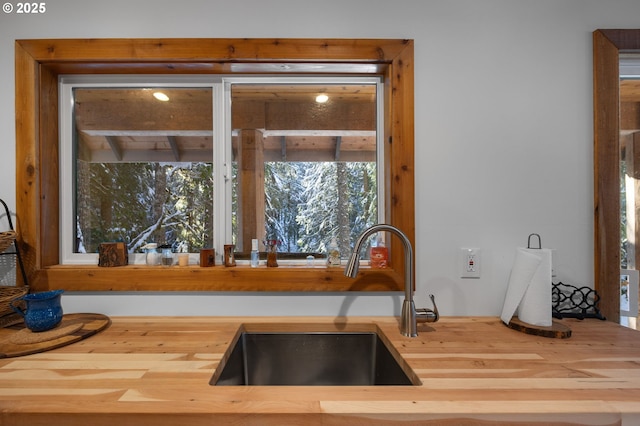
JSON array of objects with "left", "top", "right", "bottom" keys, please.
[
  {"left": 153, "top": 92, "right": 170, "bottom": 102},
  {"left": 315, "top": 94, "right": 329, "bottom": 103}
]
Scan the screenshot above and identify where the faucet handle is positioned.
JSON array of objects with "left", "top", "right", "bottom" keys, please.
[
  {"left": 428, "top": 294, "right": 438, "bottom": 313},
  {"left": 416, "top": 294, "right": 439, "bottom": 323}
]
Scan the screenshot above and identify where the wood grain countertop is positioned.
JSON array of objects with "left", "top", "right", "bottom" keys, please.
[{"left": 1, "top": 315, "right": 639, "bottom": 425}]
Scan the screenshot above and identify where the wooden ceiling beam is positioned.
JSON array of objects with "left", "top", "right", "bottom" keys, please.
[
  {"left": 105, "top": 136, "right": 123, "bottom": 161},
  {"left": 280, "top": 136, "right": 286, "bottom": 161},
  {"left": 167, "top": 136, "right": 181, "bottom": 161},
  {"left": 87, "top": 149, "right": 212, "bottom": 163}
]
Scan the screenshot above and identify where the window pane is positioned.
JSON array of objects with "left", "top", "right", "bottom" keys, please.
[
  {"left": 230, "top": 83, "right": 378, "bottom": 257},
  {"left": 73, "top": 87, "right": 214, "bottom": 254},
  {"left": 264, "top": 161, "right": 377, "bottom": 255}
]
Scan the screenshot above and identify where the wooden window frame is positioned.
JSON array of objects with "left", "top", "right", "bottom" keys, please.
[
  {"left": 15, "top": 38, "right": 415, "bottom": 292},
  {"left": 593, "top": 30, "right": 640, "bottom": 319}
]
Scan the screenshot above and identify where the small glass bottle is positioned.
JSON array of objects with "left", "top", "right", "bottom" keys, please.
[
  {"left": 250, "top": 239, "right": 259, "bottom": 267},
  {"left": 224, "top": 244, "right": 236, "bottom": 267},
  {"left": 160, "top": 244, "right": 174, "bottom": 267},
  {"left": 264, "top": 239, "right": 278, "bottom": 267},
  {"left": 327, "top": 238, "right": 341, "bottom": 267},
  {"left": 370, "top": 235, "right": 388, "bottom": 268},
  {"left": 145, "top": 243, "right": 160, "bottom": 266}
]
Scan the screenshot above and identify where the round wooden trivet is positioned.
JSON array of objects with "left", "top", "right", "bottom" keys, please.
[
  {"left": 505, "top": 316, "right": 572, "bottom": 338},
  {"left": 0, "top": 313, "right": 110, "bottom": 358},
  {"left": 8, "top": 322, "right": 84, "bottom": 345}
]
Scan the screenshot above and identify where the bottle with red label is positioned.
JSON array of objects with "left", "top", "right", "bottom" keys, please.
[{"left": 370, "top": 234, "right": 388, "bottom": 268}]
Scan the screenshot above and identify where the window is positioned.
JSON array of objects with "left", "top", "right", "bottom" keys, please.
[
  {"left": 228, "top": 78, "right": 383, "bottom": 262},
  {"left": 15, "top": 38, "right": 414, "bottom": 292},
  {"left": 60, "top": 76, "right": 383, "bottom": 265}
]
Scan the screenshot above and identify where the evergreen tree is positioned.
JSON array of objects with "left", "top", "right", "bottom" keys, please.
[
  {"left": 77, "top": 161, "right": 213, "bottom": 254},
  {"left": 77, "top": 159, "right": 375, "bottom": 258},
  {"left": 264, "top": 162, "right": 304, "bottom": 251}
]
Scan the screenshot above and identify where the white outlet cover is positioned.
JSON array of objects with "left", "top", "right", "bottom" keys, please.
[{"left": 460, "top": 247, "right": 481, "bottom": 278}]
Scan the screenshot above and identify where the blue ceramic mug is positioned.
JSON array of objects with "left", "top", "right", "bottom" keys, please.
[{"left": 10, "top": 290, "right": 64, "bottom": 332}]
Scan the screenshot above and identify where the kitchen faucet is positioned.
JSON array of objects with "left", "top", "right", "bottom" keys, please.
[{"left": 344, "top": 224, "right": 439, "bottom": 337}]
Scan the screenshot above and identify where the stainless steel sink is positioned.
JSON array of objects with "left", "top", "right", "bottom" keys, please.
[{"left": 210, "top": 328, "right": 419, "bottom": 386}]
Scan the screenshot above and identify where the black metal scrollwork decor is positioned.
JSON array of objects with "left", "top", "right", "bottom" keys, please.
[{"left": 552, "top": 281, "right": 606, "bottom": 320}]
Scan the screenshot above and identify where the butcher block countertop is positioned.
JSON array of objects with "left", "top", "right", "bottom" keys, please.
[{"left": 1, "top": 316, "right": 640, "bottom": 425}]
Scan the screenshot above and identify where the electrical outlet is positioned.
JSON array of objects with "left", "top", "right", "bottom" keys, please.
[{"left": 460, "top": 248, "right": 481, "bottom": 278}]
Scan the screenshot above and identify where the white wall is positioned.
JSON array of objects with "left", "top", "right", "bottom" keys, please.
[{"left": 1, "top": 0, "right": 638, "bottom": 317}]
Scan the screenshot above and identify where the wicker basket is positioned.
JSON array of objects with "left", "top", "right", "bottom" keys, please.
[
  {"left": 0, "top": 231, "right": 16, "bottom": 254},
  {"left": 0, "top": 286, "right": 28, "bottom": 318}
]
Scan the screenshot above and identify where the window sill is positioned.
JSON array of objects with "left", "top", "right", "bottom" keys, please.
[{"left": 36, "top": 265, "right": 404, "bottom": 292}]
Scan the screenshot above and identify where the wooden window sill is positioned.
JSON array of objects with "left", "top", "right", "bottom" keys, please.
[{"left": 37, "top": 265, "right": 404, "bottom": 292}]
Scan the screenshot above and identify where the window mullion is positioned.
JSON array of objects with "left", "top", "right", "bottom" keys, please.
[{"left": 212, "top": 81, "right": 231, "bottom": 259}]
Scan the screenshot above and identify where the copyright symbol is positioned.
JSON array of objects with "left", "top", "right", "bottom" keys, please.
[{"left": 2, "top": 3, "right": 13, "bottom": 13}]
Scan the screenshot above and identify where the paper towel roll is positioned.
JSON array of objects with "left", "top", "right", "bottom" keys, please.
[{"left": 500, "top": 247, "right": 552, "bottom": 327}]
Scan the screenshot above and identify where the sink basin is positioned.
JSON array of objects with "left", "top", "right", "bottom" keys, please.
[{"left": 210, "top": 326, "right": 419, "bottom": 386}]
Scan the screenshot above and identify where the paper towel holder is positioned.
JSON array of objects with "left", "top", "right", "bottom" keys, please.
[{"left": 527, "top": 233, "right": 542, "bottom": 249}]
